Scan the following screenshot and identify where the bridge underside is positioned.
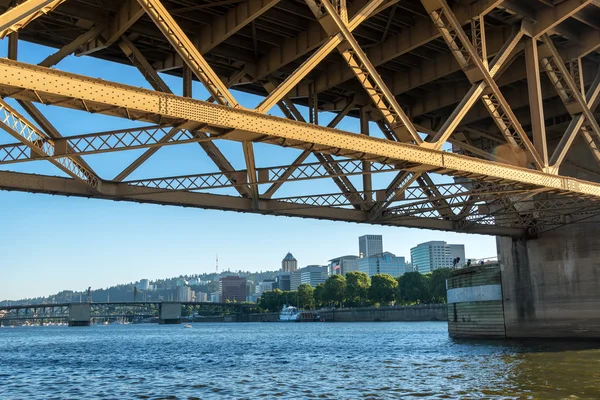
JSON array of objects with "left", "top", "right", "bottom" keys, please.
[{"left": 1, "top": 0, "right": 600, "bottom": 237}]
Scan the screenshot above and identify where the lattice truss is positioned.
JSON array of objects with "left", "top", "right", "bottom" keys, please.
[{"left": 0, "top": 0, "right": 600, "bottom": 237}]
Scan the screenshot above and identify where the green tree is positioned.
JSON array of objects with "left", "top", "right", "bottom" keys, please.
[
  {"left": 369, "top": 274, "right": 397, "bottom": 305},
  {"left": 396, "top": 272, "right": 429, "bottom": 304},
  {"left": 427, "top": 268, "right": 452, "bottom": 303},
  {"left": 323, "top": 275, "right": 346, "bottom": 307},
  {"left": 297, "top": 284, "right": 315, "bottom": 310},
  {"left": 345, "top": 271, "right": 370, "bottom": 307},
  {"left": 258, "top": 289, "right": 286, "bottom": 312},
  {"left": 314, "top": 283, "right": 325, "bottom": 308}
]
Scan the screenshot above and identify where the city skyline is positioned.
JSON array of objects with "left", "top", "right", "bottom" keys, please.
[{"left": 0, "top": 40, "right": 496, "bottom": 301}]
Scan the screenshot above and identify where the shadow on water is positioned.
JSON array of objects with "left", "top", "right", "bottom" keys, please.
[{"left": 451, "top": 337, "right": 600, "bottom": 353}]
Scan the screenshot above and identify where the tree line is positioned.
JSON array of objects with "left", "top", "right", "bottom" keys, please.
[{"left": 257, "top": 269, "right": 452, "bottom": 312}]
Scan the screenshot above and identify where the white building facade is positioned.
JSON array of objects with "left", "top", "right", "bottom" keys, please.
[
  {"left": 358, "top": 252, "right": 407, "bottom": 277},
  {"left": 410, "top": 241, "right": 466, "bottom": 273}
]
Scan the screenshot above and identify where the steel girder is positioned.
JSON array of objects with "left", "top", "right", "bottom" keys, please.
[
  {"left": 0, "top": 0, "right": 67, "bottom": 39},
  {"left": 0, "top": 169, "right": 527, "bottom": 236},
  {"left": 0, "top": 0, "right": 600, "bottom": 238},
  {"left": 154, "top": 0, "right": 281, "bottom": 72},
  {"left": 1, "top": 59, "right": 600, "bottom": 198}
]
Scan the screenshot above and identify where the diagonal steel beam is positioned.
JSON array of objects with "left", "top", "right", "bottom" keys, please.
[
  {"left": 262, "top": 83, "right": 366, "bottom": 209},
  {"left": 242, "top": 140, "right": 259, "bottom": 209},
  {"left": 155, "top": 0, "right": 280, "bottom": 72},
  {"left": 252, "top": 0, "right": 398, "bottom": 80},
  {"left": 422, "top": 0, "right": 544, "bottom": 170},
  {"left": 422, "top": 26, "right": 524, "bottom": 151},
  {"left": 110, "top": 43, "right": 252, "bottom": 197},
  {"left": 136, "top": 0, "right": 238, "bottom": 107},
  {"left": 532, "top": 0, "right": 596, "bottom": 37},
  {"left": 39, "top": 26, "right": 103, "bottom": 68},
  {"left": 541, "top": 35, "right": 600, "bottom": 170},
  {"left": 311, "top": 0, "right": 422, "bottom": 144},
  {"left": 7, "top": 30, "right": 100, "bottom": 178},
  {"left": 305, "top": 0, "right": 504, "bottom": 96},
  {"left": 416, "top": 174, "right": 454, "bottom": 218},
  {"left": 0, "top": 98, "right": 100, "bottom": 190},
  {"left": 117, "top": 35, "right": 171, "bottom": 93},
  {"left": 0, "top": 0, "right": 67, "bottom": 39},
  {"left": 5, "top": 59, "right": 600, "bottom": 199},
  {"left": 256, "top": 0, "right": 385, "bottom": 113},
  {"left": 77, "top": 0, "right": 144, "bottom": 56}
]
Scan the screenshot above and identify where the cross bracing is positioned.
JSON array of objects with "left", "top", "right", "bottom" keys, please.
[{"left": 0, "top": 0, "right": 600, "bottom": 237}]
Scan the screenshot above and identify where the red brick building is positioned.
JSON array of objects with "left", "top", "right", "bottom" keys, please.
[{"left": 219, "top": 276, "right": 247, "bottom": 302}]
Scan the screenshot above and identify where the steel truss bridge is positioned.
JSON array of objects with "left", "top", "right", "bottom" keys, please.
[
  {"left": 0, "top": 301, "right": 251, "bottom": 323},
  {"left": 0, "top": 0, "right": 600, "bottom": 237}
]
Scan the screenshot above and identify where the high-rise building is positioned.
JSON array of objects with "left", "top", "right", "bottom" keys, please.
[
  {"left": 276, "top": 272, "right": 291, "bottom": 291},
  {"left": 290, "top": 270, "right": 302, "bottom": 291},
  {"left": 139, "top": 279, "right": 149, "bottom": 291},
  {"left": 300, "top": 265, "right": 329, "bottom": 287},
  {"left": 257, "top": 279, "right": 276, "bottom": 295},
  {"left": 219, "top": 276, "right": 247, "bottom": 302},
  {"left": 358, "top": 252, "right": 406, "bottom": 277},
  {"left": 195, "top": 292, "right": 208, "bottom": 302},
  {"left": 328, "top": 255, "right": 359, "bottom": 275},
  {"left": 176, "top": 286, "right": 193, "bottom": 302},
  {"left": 410, "top": 241, "right": 465, "bottom": 273},
  {"left": 282, "top": 252, "right": 298, "bottom": 272},
  {"left": 359, "top": 235, "right": 383, "bottom": 258},
  {"left": 290, "top": 265, "right": 328, "bottom": 290}
]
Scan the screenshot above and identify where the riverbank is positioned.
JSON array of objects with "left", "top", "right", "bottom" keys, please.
[{"left": 191, "top": 304, "right": 447, "bottom": 323}]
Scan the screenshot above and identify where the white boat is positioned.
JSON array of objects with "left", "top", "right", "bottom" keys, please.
[
  {"left": 279, "top": 305, "right": 301, "bottom": 322},
  {"left": 184, "top": 323, "right": 192, "bottom": 328}
]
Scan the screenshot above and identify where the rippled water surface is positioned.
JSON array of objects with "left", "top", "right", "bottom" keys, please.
[{"left": 1, "top": 322, "right": 600, "bottom": 399}]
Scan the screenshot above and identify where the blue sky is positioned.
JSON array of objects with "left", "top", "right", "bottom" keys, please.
[{"left": 0, "top": 39, "right": 497, "bottom": 301}]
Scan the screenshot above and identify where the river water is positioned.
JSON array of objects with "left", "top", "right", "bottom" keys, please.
[{"left": 1, "top": 322, "right": 599, "bottom": 399}]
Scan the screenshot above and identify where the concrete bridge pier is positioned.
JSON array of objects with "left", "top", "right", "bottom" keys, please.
[
  {"left": 497, "top": 220, "right": 600, "bottom": 338},
  {"left": 68, "top": 303, "right": 91, "bottom": 327},
  {"left": 159, "top": 303, "right": 182, "bottom": 324}
]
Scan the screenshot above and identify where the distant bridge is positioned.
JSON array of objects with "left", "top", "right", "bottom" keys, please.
[{"left": 0, "top": 301, "right": 253, "bottom": 326}]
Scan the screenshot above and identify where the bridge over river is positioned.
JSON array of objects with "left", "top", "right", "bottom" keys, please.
[
  {"left": 0, "top": 301, "right": 252, "bottom": 326},
  {"left": 0, "top": 0, "right": 599, "bottom": 337}
]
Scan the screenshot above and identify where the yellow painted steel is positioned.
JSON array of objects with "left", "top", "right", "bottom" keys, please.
[{"left": 0, "top": 59, "right": 599, "bottom": 199}]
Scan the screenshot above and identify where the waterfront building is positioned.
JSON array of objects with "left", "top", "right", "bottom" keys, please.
[
  {"left": 176, "top": 286, "right": 193, "bottom": 302},
  {"left": 410, "top": 241, "right": 466, "bottom": 273},
  {"left": 328, "top": 255, "right": 359, "bottom": 275},
  {"left": 359, "top": 235, "right": 383, "bottom": 258},
  {"left": 219, "top": 276, "right": 247, "bottom": 302},
  {"left": 358, "top": 252, "right": 406, "bottom": 277},
  {"left": 138, "top": 279, "right": 149, "bottom": 291},
  {"left": 291, "top": 265, "right": 329, "bottom": 290},
  {"left": 290, "top": 270, "right": 302, "bottom": 291},
  {"left": 210, "top": 292, "right": 220, "bottom": 302},
  {"left": 257, "top": 279, "right": 276, "bottom": 295},
  {"left": 276, "top": 272, "right": 291, "bottom": 291},
  {"left": 282, "top": 252, "right": 298, "bottom": 272}
]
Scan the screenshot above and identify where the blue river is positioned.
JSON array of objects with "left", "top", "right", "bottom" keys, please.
[{"left": 1, "top": 322, "right": 600, "bottom": 399}]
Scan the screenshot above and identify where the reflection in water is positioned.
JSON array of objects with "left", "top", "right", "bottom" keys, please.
[{"left": 1, "top": 322, "right": 599, "bottom": 399}]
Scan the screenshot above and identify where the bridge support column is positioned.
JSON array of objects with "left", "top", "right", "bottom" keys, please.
[
  {"left": 68, "top": 303, "right": 91, "bottom": 327},
  {"left": 497, "top": 220, "right": 600, "bottom": 338},
  {"left": 159, "top": 302, "right": 182, "bottom": 324}
]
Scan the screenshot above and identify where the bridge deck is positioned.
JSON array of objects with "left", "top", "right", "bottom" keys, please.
[{"left": 0, "top": 0, "right": 599, "bottom": 236}]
